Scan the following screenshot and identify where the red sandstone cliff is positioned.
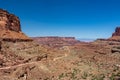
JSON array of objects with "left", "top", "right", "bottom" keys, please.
[
  {"left": 112, "top": 27, "right": 120, "bottom": 36},
  {"left": 109, "top": 27, "right": 120, "bottom": 41},
  {"left": 0, "top": 9, "right": 31, "bottom": 41}
]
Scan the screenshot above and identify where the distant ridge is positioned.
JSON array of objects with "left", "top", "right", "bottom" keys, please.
[{"left": 77, "top": 38, "right": 95, "bottom": 42}]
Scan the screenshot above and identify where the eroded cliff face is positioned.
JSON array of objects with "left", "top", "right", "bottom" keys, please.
[
  {"left": 109, "top": 27, "right": 120, "bottom": 41},
  {"left": 0, "top": 9, "right": 31, "bottom": 41},
  {"left": 112, "top": 27, "right": 120, "bottom": 36},
  {"left": 0, "top": 9, "right": 21, "bottom": 32}
]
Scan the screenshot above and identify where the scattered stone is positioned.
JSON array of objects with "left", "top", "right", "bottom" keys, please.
[{"left": 111, "top": 48, "right": 120, "bottom": 53}]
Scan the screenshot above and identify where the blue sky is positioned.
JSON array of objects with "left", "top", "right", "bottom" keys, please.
[{"left": 0, "top": 0, "right": 120, "bottom": 39}]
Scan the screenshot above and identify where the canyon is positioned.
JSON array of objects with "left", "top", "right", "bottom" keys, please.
[{"left": 0, "top": 9, "right": 120, "bottom": 80}]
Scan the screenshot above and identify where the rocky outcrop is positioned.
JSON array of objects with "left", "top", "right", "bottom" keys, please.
[
  {"left": 112, "top": 27, "right": 120, "bottom": 36},
  {"left": 0, "top": 9, "right": 31, "bottom": 41},
  {"left": 0, "top": 9, "right": 21, "bottom": 32},
  {"left": 109, "top": 27, "right": 120, "bottom": 41}
]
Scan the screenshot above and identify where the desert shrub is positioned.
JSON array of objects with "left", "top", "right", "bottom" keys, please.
[
  {"left": 109, "top": 73, "right": 115, "bottom": 80},
  {"left": 90, "top": 74, "right": 105, "bottom": 80},
  {"left": 81, "top": 72, "right": 88, "bottom": 79},
  {"left": 58, "top": 73, "right": 64, "bottom": 79},
  {"left": 109, "top": 72, "right": 120, "bottom": 80}
]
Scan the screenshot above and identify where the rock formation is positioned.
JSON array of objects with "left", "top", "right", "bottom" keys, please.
[
  {"left": 112, "top": 27, "right": 120, "bottom": 36},
  {"left": 0, "top": 9, "right": 31, "bottom": 41},
  {"left": 109, "top": 27, "right": 120, "bottom": 41}
]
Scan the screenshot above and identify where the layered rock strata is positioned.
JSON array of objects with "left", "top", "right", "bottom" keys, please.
[{"left": 0, "top": 9, "right": 31, "bottom": 41}]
